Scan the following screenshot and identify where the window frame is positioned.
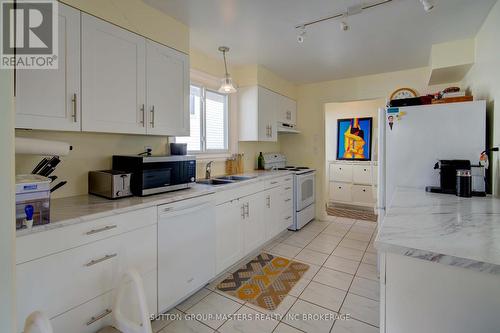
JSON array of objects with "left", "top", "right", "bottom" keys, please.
[{"left": 177, "top": 83, "right": 230, "bottom": 155}]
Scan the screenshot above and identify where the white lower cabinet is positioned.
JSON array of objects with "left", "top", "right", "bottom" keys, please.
[
  {"left": 242, "top": 192, "right": 266, "bottom": 254},
  {"left": 215, "top": 199, "right": 245, "bottom": 274},
  {"left": 16, "top": 215, "right": 157, "bottom": 333},
  {"left": 157, "top": 196, "right": 216, "bottom": 313}
]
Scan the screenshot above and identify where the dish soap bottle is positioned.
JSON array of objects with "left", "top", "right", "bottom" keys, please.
[{"left": 257, "top": 152, "right": 264, "bottom": 170}]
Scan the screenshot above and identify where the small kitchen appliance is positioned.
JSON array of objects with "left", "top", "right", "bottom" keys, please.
[
  {"left": 170, "top": 143, "right": 188, "bottom": 155},
  {"left": 262, "top": 153, "right": 316, "bottom": 231},
  {"left": 471, "top": 165, "right": 486, "bottom": 196},
  {"left": 88, "top": 170, "right": 132, "bottom": 199},
  {"left": 425, "top": 160, "right": 471, "bottom": 194},
  {"left": 15, "top": 174, "right": 51, "bottom": 229},
  {"left": 113, "top": 155, "right": 196, "bottom": 196}
]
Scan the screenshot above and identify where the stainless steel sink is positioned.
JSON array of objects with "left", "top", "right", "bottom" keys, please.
[
  {"left": 215, "top": 175, "right": 256, "bottom": 181},
  {"left": 196, "top": 179, "right": 235, "bottom": 186}
]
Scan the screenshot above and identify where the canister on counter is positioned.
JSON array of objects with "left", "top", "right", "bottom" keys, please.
[{"left": 456, "top": 169, "right": 472, "bottom": 198}]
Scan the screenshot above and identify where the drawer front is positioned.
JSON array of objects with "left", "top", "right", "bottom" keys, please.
[
  {"left": 353, "top": 165, "right": 373, "bottom": 185},
  {"left": 330, "top": 182, "right": 352, "bottom": 202},
  {"left": 17, "top": 207, "right": 157, "bottom": 264},
  {"left": 330, "top": 164, "right": 353, "bottom": 182},
  {"left": 16, "top": 225, "right": 156, "bottom": 329},
  {"left": 351, "top": 185, "right": 374, "bottom": 204},
  {"left": 264, "top": 175, "right": 291, "bottom": 190},
  {"left": 50, "top": 269, "right": 157, "bottom": 333}
]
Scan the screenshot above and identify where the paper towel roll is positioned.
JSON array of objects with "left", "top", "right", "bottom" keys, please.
[{"left": 15, "top": 137, "right": 72, "bottom": 156}]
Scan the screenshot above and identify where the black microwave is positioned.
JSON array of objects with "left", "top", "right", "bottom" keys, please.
[{"left": 112, "top": 155, "right": 196, "bottom": 196}]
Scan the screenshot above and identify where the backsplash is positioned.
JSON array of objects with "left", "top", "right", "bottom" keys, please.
[{"left": 15, "top": 130, "right": 281, "bottom": 198}]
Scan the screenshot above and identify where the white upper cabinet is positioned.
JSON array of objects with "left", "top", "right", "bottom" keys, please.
[
  {"left": 15, "top": 3, "right": 81, "bottom": 131},
  {"left": 146, "top": 40, "right": 189, "bottom": 136},
  {"left": 238, "top": 86, "right": 278, "bottom": 142},
  {"left": 81, "top": 14, "right": 146, "bottom": 134},
  {"left": 278, "top": 95, "right": 297, "bottom": 127}
]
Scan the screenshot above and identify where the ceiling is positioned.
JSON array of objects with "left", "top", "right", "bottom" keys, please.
[{"left": 144, "top": 0, "right": 497, "bottom": 84}]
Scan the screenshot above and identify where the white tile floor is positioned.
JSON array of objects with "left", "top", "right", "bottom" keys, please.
[{"left": 152, "top": 216, "right": 379, "bottom": 333}]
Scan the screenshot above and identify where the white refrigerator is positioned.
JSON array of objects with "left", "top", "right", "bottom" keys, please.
[{"left": 377, "top": 100, "right": 486, "bottom": 219}]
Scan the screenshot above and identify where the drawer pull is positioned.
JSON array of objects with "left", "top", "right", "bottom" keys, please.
[
  {"left": 85, "top": 253, "right": 117, "bottom": 267},
  {"left": 363, "top": 189, "right": 366, "bottom": 192},
  {"left": 285, "top": 198, "right": 292, "bottom": 202},
  {"left": 285, "top": 178, "right": 292, "bottom": 181},
  {"left": 364, "top": 168, "right": 367, "bottom": 171},
  {"left": 86, "top": 225, "right": 117, "bottom": 236},
  {"left": 270, "top": 181, "right": 278, "bottom": 185},
  {"left": 285, "top": 216, "right": 292, "bottom": 220},
  {"left": 338, "top": 186, "right": 342, "bottom": 189},
  {"left": 284, "top": 187, "right": 292, "bottom": 190},
  {"left": 86, "top": 309, "right": 112, "bottom": 326}
]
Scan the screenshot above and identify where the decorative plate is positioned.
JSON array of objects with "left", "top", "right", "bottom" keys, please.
[{"left": 390, "top": 88, "right": 418, "bottom": 100}]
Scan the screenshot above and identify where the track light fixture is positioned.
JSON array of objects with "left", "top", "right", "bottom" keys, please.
[
  {"left": 294, "top": 0, "right": 394, "bottom": 39},
  {"left": 420, "top": 0, "right": 435, "bottom": 12}
]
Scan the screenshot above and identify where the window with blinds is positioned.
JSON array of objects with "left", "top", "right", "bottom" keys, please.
[{"left": 176, "top": 85, "right": 228, "bottom": 153}]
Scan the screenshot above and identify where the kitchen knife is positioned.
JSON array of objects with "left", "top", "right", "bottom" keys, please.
[
  {"left": 50, "top": 181, "right": 67, "bottom": 193},
  {"left": 39, "top": 156, "right": 61, "bottom": 176},
  {"left": 32, "top": 158, "right": 49, "bottom": 174},
  {"left": 48, "top": 176, "right": 58, "bottom": 183}
]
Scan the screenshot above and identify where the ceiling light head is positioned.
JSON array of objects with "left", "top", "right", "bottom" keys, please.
[
  {"left": 297, "top": 25, "right": 306, "bottom": 43},
  {"left": 420, "top": 0, "right": 435, "bottom": 12},
  {"left": 218, "top": 46, "right": 237, "bottom": 94}
]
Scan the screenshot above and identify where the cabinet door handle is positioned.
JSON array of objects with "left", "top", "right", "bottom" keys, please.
[
  {"left": 285, "top": 198, "right": 291, "bottom": 202},
  {"left": 285, "top": 178, "right": 292, "bottom": 181},
  {"left": 86, "top": 309, "right": 112, "bottom": 326},
  {"left": 285, "top": 216, "right": 292, "bottom": 220},
  {"left": 270, "top": 181, "right": 278, "bottom": 185},
  {"left": 285, "top": 186, "right": 292, "bottom": 190},
  {"left": 150, "top": 105, "right": 155, "bottom": 128},
  {"left": 362, "top": 189, "right": 366, "bottom": 192},
  {"left": 71, "top": 93, "right": 77, "bottom": 122},
  {"left": 140, "top": 104, "right": 145, "bottom": 126},
  {"left": 241, "top": 204, "right": 246, "bottom": 219},
  {"left": 85, "top": 225, "right": 117, "bottom": 236},
  {"left": 85, "top": 253, "right": 117, "bottom": 267},
  {"left": 245, "top": 203, "right": 250, "bottom": 218},
  {"left": 266, "top": 195, "right": 270, "bottom": 208}
]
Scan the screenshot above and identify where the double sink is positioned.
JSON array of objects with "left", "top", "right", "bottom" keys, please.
[{"left": 197, "top": 175, "right": 256, "bottom": 186}]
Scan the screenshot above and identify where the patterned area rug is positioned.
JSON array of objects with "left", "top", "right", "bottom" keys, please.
[
  {"left": 327, "top": 206, "right": 378, "bottom": 222},
  {"left": 217, "top": 253, "right": 309, "bottom": 310}
]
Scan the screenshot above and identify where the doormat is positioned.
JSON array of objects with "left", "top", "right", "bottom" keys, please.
[
  {"left": 216, "top": 253, "right": 309, "bottom": 311},
  {"left": 327, "top": 206, "right": 378, "bottom": 222}
]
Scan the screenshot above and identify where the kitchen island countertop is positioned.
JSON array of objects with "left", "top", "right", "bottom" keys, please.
[{"left": 375, "top": 187, "right": 500, "bottom": 275}]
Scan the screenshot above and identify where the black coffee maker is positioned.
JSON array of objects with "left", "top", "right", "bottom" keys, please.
[{"left": 425, "top": 160, "right": 471, "bottom": 194}]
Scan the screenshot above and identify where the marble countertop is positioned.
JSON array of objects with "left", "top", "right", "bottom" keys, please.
[
  {"left": 17, "top": 170, "right": 293, "bottom": 237},
  {"left": 375, "top": 187, "right": 500, "bottom": 275}
]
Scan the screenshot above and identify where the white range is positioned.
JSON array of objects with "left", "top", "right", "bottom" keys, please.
[{"left": 263, "top": 153, "right": 316, "bottom": 230}]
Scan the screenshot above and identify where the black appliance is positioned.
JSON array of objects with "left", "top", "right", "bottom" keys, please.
[
  {"left": 113, "top": 155, "right": 196, "bottom": 196},
  {"left": 425, "top": 160, "right": 471, "bottom": 194}
]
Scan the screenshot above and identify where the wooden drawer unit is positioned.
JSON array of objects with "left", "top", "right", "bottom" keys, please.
[
  {"left": 330, "top": 164, "right": 352, "bottom": 182},
  {"left": 17, "top": 207, "right": 156, "bottom": 264},
  {"left": 353, "top": 165, "right": 373, "bottom": 185},
  {"left": 16, "top": 224, "right": 157, "bottom": 330},
  {"left": 351, "top": 185, "right": 374, "bottom": 204},
  {"left": 330, "top": 182, "right": 352, "bottom": 202}
]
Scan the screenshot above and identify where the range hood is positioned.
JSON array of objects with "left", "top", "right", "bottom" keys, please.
[{"left": 277, "top": 123, "right": 300, "bottom": 134}]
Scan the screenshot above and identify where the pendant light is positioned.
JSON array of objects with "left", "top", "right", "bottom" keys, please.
[{"left": 218, "top": 46, "right": 237, "bottom": 94}]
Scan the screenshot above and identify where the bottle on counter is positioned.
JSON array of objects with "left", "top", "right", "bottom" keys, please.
[{"left": 257, "top": 152, "right": 264, "bottom": 170}]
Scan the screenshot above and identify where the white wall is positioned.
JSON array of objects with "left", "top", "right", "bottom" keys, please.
[
  {"left": 463, "top": 0, "right": 500, "bottom": 195},
  {"left": 0, "top": 69, "right": 16, "bottom": 332}
]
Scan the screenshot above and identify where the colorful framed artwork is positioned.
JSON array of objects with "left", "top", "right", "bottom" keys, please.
[{"left": 336, "top": 117, "right": 373, "bottom": 161}]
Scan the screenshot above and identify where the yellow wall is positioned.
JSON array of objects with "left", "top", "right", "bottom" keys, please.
[
  {"left": 463, "top": 0, "right": 500, "bottom": 195},
  {"left": 60, "top": 0, "right": 190, "bottom": 53},
  {"left": 0, "top": 69, "right": 16, "bottom": 333},
  {"left": 281, "top": 67, "right": 461, "bottom": 219}
]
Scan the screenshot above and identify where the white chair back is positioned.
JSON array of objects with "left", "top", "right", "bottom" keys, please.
[
  {"left": 24, "top": 311, "right": 54, "bottom": 333},
  {"left": 112, "top": 269, "right": 152, "bottom": 333}
]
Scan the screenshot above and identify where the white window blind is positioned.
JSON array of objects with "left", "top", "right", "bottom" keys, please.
[{"left": 176, "top": 85, "right": 228, "bottom": 153}]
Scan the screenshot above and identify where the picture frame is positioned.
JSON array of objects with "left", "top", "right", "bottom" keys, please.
[{"left": 336, "top": 117, "right": 373, "bottom": 161}]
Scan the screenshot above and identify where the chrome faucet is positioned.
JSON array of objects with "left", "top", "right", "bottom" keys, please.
[{"left": 205, "top": 161, "right": 215, "bottom": 179}]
